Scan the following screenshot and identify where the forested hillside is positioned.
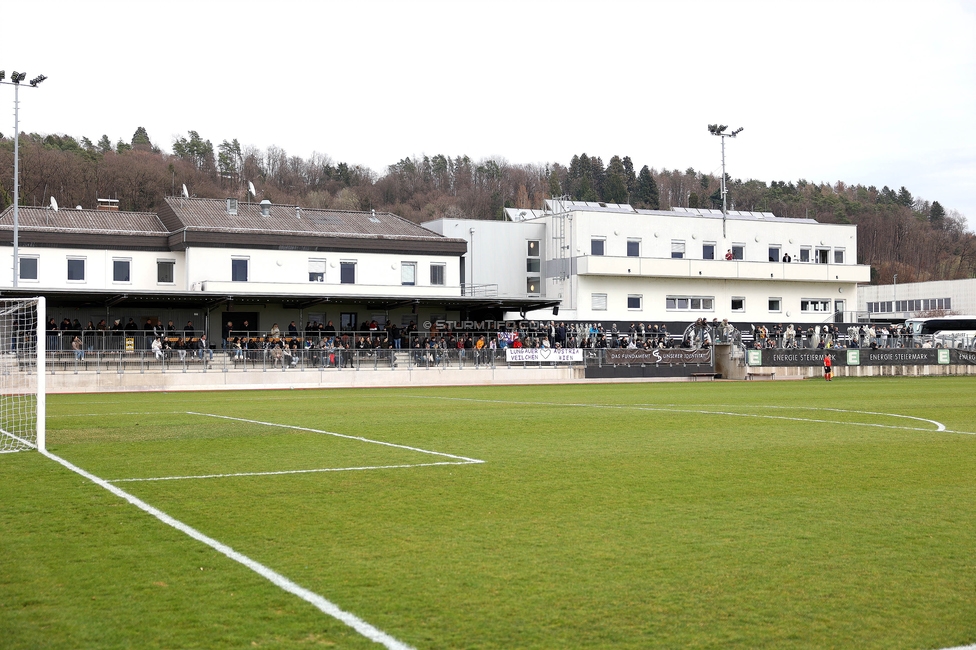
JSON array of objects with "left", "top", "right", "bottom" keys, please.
[{"left": 2, "top": 127, "right": 973, "bottom": 284}]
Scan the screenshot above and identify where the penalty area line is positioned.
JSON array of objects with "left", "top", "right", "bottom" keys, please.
[
  {"left": 186, "top": 411, "right": 485, "bottom": 464},
  {"left": 38, "top": 447, "right": 416, "bottom": 650},
  {"left": 109, "top": 459, "right": 481, "bottom": 483}
]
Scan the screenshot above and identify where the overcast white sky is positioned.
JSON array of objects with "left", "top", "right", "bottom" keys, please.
[{"left": 7, "top": 0, "right": 976, "bottom": 226}]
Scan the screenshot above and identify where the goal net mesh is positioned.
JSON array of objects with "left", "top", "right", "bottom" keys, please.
[{"left": 0, "top": 298, "right": 41, "bottom": 453}]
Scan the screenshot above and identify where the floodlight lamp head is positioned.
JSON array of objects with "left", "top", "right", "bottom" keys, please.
[
  {"left": 0, "top": 71, "right": 5, "bottom": 82},
  {"left": 731, "top": 127, "right": 744, "bottom": 136},
  {"left": 29, "top": 74, "right": 47, "bottom": 87},
  {"left": 11, "top": 71, "right": 25, "bottom": 84}
]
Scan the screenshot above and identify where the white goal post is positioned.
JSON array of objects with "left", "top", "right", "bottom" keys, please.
[{"left": 0, "top": 296, "right": 45, "bottom": 453}]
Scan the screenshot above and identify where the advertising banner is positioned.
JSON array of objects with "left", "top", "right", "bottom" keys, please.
[
  {"left": 748, "top": 348, "right": 976, "bottom": 367},
  {"left": 605, "top": 348, "right": 712, "bottom": 366},
  {"left": 506, "top": 348, "right": 584, "bottom": 363}
]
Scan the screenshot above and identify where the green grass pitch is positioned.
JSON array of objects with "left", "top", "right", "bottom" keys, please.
[{"left": 3, "top": 377, "right": 976, "bottom": 649}]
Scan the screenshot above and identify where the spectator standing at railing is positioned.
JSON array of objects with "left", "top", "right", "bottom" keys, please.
[
  {"left": 72, "top": 336, "right": 84, "bottom": 361},
  {"left": 269, "top": 323, "right": 281, "bottom": 339},
  {"left": 197, "top": 334, "right": 213, "bottom": 363},
  {"left": 184, "top": 320, "right": 195, "bottom": 334},
  {"left": 222, "top": 321, "right": 233, "bottom": 349}
]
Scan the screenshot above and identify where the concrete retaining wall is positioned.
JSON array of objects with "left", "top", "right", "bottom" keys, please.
[{"left": 44, "top": 365, "right": 587, "bottom": 393}]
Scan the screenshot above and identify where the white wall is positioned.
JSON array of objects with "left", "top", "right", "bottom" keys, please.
[
  {"left": 568, "top": 211, "right": 858, "bottom": 264},
  {"left": 424, "top": 219, "right": 547, "bottom": 297},
  {"left": 186, "top": 247, "right": 462, "bottom": 297},
  {"left": 859, "top": 278, "right": 976, "bottom": 316},
  {"left": 6, "top": 248, "right": 187, "bottom": 291}
]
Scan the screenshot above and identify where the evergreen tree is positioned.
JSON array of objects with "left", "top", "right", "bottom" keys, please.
[
  {"left": 634, "top": 165, "right": 659, "bottom": 209},
  {"left": 603, "top": 156, "right": 629, "bottom": 204},
  {"left": 622, "top": 156, "right": 636, "bottom": 196},
  {"left": 897, "top": 186, "right": 913, "bottom": 207},
  {"left": 929, "top": 201, "right": 946, "bottom": 227},
  {"left": 97, "top": 134, "right": 112, "bottom": 154},
  {"left": 131, "top": 126, "right": 152, "bottom": 150}
]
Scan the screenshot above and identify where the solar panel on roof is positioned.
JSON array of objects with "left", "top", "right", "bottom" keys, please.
[{"left": 307, "top": 214, "right": 344, "bottom": 226}]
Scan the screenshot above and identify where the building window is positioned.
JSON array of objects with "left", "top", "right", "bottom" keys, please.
[
  {"left": 19, "top": 257, "right": 38, "bottom": 281},
  {"left": 627, "top": 239, "right": 640, "bottom": 257},
  {"left": 526, "top": 258, "right": 541, "bottom": 273},
  {"left": 527, "top": 240, "right": 540, "bottom": 257},
  {"left": 628, "top": 295, "right": 642, "bottom": 310},
  {"left": 731, "top": 244, "right": 744, "bottom": 260},
  {"left": 401, "top": 262, "right": 416, "bottom": 286},
  {"left": 591, "top": 293, "right": 608, "bottom": 311},
  {"left": 340, "top": 261, "right": 356, "bottom": 284},
  {"left": 113, "top": 259, "right": 131, "bottom": 283},
  {"left": 768, "top": 246, "right": 780, "bottom": 262},
  {"left": 703, "top": 243, "right": 715, "bottom": 260},
  {"left": 801, "top": 298, "right": 831, "bottom": 312},
  {"left": 590, "top": 238, "right": 605, "bottom": 256},
  {"left": 67, "top": 257, "right": 86, "bottom": 282},
  {"left": 799, "top": 248, "right": 810, "bottom": 262},
  {"left": 340, "top": 312, "right": 358, "bottom": 332},
  {"left": 731, "top": 297, "right": 745, "bottom": 312},
  {"left": 231, "top": 258, "right": 248, "bottom": 282},
  {"left": 527, "top": 277, "right": 541, "bottom": 294},
  {"left": 309, "top": 259, "right": 326, "bottom": 282},
  {"left": 834, "top": 249, "right": 845, "bottom": 264},
  {"left": 671, "top": 240, "right": 685, "bottom": 259},
  {"left": 430, "top": 264, "right": 445, "bottom": 286},
  {"left": 666, "top": 295, "right": 714, "bottom": 311},
  {"left": 768, "top": 298, "right": 782, "bottom": 312},
  {"left": 816, "top": 248, "right": 830, "bottom": 264},
  {"left": 157, "top": 259, "right": 175, "bottom": 284}
]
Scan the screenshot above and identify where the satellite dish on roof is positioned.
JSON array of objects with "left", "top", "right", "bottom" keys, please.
[
  {"left": 248, "top": 181, "right": 256, "bottom": 197},
  {"left": 182, "top": 183, "right": 189, "bottom": 198},
  {"left": 50, "top": 196, "right": 59, "bottom": 212}
]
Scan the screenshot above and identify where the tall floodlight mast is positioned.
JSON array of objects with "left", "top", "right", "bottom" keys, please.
[
  {"left": 707, "top": 124, "right": 743, "bottom": 239},
  {"left": 1, "top": 70, "right": 48, "bottom": 288}
]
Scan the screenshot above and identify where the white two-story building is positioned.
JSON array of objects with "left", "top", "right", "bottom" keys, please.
[
  {"left": 0, "top": 197, "right": 555, "bottom": 339},
  {"left": 425, "top": 200, "right": 871, "bottom": 324}
]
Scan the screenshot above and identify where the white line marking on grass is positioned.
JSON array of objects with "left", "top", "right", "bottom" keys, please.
[
  {"left": 415, "top": 396, "right": 976, "bottom": 435},
  {"left": 102, "top": 412, "right": 484, "bottom": 482},
  {"left": 939, "top": 645, "right": 976, "bottom": 649},
  {"left": 187, "top": 412, "right": 485, "bottom": 464},
  {"left": 48, "top": 411, "right": 187, "bottom": 418},
  {"left": 110, "top": 460, "right": 479, "bottom": 483},
  {"left": 38, "top": 447, "right": 416, "bottom": 650}
]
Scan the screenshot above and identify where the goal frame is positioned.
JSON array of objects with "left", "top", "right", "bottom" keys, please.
[{"left": 0, "top": 296, "right": 45, "bottom": 452}]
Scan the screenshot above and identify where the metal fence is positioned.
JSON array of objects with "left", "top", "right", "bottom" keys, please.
[{"left": 42, "top": 346, "right": 712, "bottom": 375}]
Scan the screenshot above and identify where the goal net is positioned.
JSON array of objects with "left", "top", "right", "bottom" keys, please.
[{"left": 0, "top": 297, "right": 45, "bottom": 453}]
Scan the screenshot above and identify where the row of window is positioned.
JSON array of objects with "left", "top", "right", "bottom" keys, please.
[
  {"left": 590, "top": 238, "right": 846, "bottom": 264},
  {"left": 19, "top": 257, "right": 177, "bottom": 284},
  {"left": 867, "top": 298, "right": 951, "bottom": 313},
  {"left": 591, "top": 293, "right": 836, "bottom": 313},
  {"left": 19, "top": 256, "right": 447, "bottom": 287}
]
